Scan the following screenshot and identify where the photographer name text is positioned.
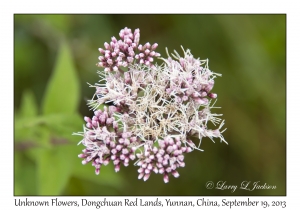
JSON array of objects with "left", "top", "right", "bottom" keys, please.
[{"left": 206, "top": 181, "right": 276, "bottom": 193}]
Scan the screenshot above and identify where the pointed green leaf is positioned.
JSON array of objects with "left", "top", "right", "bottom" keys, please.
[
  {"left": 19, "top": 90, "right": 38, "bottom": 118},
  {"left": 42, "top": 40, "right": 80, "bottom": 115},
  {"left": 37, "top": 144, "right": 73, "bottom": 195},
  {"left": 15, "top": 90, "right": 39, "bottom": 143},
  {"left": 14, "top": 152, "right": 37, "bottom": 195}
]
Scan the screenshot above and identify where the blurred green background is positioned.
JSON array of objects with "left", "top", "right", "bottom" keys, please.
[{"left": 14, "top": 14, "right": 286, "bottom": 196}]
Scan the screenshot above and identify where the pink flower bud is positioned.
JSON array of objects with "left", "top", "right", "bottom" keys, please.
[
  {"left": 104, "top": 42, "right": 110, "bottom": 50},
  {"left": 138, "top": 44, "right": 143, "bottom": 51},
  {"left": 163, "top": 174, "right": 169, "bottom": 183},
  {"left": 159, "top": 168, "right": 165, "bottom": 174},
  {"left": 138, "top": 173, "right": 144, "bottom": 179},
  {"left": 95, "top": 168, "right": 100, "bottom": 175},
  {"left": 208, "top": 93, "right": 217, "bottom": 98},
  {"left": 151, "top": 43, "right": 158, "bottom": 50},
  {"left": 114, "top": 164, "right": 120, "bottom": 172},
  {"left": 172, "top": 170, "right": 179, "bottom": 178},
  {"left": 144, "top": 42, "right": 151, "bottom": 49}
]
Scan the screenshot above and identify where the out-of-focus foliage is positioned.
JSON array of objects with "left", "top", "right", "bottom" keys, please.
[{"left": 14, "top": 14, "right": 285, "bottom": 195}]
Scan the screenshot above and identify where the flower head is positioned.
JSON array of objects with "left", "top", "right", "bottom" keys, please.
[{"left": 74, "top": 27, "right": 227, "bottom": 183}]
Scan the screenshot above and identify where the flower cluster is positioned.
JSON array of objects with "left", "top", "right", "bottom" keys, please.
[
  {"left": 97, "top": 27, "right": 160, "bottom": 72},
  {"left": 75, "top": 27, "right": 227, "bottom": 183}
]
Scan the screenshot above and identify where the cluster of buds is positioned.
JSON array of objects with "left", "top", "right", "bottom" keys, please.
[
  {"left": 75, "top": 27, "right": 227, "bottom": 183},
  {"left": 97, "top": 27, "right": 160, "bottom": 72}
]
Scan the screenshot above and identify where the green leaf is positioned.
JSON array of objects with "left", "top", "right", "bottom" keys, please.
[
  {"left": 15, "top": 113, "right": 82, "bottom": 131},
  {"left": 43, "top": 113, "right": 83, "bottom": 141},
  {"left": 42, "top": 40, "right": 80, "bottom": 115},
  {"left": 42, "top": 15, "right": 71, "bottom": 35},
  {"left": 15, "top": 112, "right": 83, "bottom": 195},
  {"left": 37, "top": 144, "right": 73, "bottom": 195},
  {"left": 15, "top": 90, "right": 39, "bottom": 143},
  {"left": 15, "top": 113, "right": 83, "bottom": 161},
  {"left": 19, "top": 90, "right": 38, "bottom": 118},
  {"left": 14, "top": 152, "right": 37, "bottom": 195}
]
